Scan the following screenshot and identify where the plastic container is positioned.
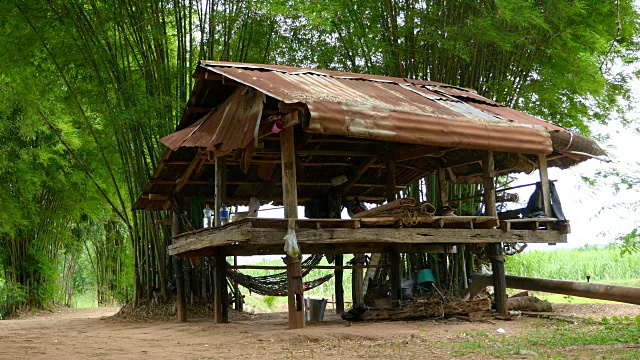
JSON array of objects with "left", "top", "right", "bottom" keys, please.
[
  {"left": 418, "top": 269, "right": 436, "bottom": 287},
  {"left": 220, "top": 203, "right": 229, "bottom": 225},
  {"left": 401, "top": 287, "right": 413, "bottom": 300},
  {"left": 304, "top": 298, "right": 328, "bottom": 322},
  {"left": 203, "top": 204, "right": 213, "bottom": 228}
]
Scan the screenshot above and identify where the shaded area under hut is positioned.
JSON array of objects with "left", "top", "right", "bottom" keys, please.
[{"left": 133, "top": 61, "right": 605, "bottom": 328}]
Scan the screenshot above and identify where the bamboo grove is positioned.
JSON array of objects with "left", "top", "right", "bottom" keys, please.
[{"left": 0, "top": 0, "right": 638, "bottom": 316}]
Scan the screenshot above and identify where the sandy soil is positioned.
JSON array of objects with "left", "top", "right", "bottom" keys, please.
[{"left": 1, "top": 304, "right": 639, "bottom": 360}]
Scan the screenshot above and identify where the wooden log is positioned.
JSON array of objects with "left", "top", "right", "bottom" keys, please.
[
  {"left": 214, "top": 156, "right": 227, "bottom": 227},
  {"left": 228, "top": 264, "right": 387, "bottom": 270},
  {"left": 352, "top": 253, "right": 365, "bottom": 305},
  {"left": 338, "top": 156, "right": 378, "bottom": 196},
  {"left": 214, "top": 249, "right": 229, "bottom": 323},
  {"left": 489, "top": 243, "right": 508, "bottom": 315},
  {"left": 280, "top": 125, "right": 305, "bottom": 329},
  {"left": 470, "top": 273, "right": 640, "bottom": 306},
  {"left": 482, "top": 151, "right": 497, "bottom": 218},
  {"left": 233, "top": 256, "right": 242, "bottom": 311},
  {"left": 168, "top": 227, "right": 569, "bottom": 256},
  {"left": 361, "top": 298, "right": 491, "bottom": 321},
  {"left": 538, "top": 154, "right": 552, "bottom": 218},
  {"left": 437, "top": 165, "right": 448, "bottom": 207},
  {"left": 172, "top": 208, "right": 187, "bottom": 322},
  {"left": 385, "top": 152, "right": 396, "bottom": 202},
  {"left": 389, "top": 251, "right": 401, "bottom": 308},
  {"left": 335, "top": 254, "right": 344, "bottom": 314},
  {"left": 507, "top": 296, "right": 553, "bottom": 312}
]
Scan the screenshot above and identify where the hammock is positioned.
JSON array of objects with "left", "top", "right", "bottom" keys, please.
[{"left": 227, "top": 254, "right": 334, "bottom": 296}]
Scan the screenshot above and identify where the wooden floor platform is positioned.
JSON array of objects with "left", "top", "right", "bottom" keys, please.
[{"left": 168, "top": 217, "right": 568, "bottom": 257}]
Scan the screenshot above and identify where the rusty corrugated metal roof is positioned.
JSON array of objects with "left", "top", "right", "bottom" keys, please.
[
  {"left": 132, "top": 61, "right": 605, "bottom": 210},
  {"left": 161, "top": 86, "right": 265, "bottom": 151},
  {"left": 167, "top": 60, "right": 568, "bottom": 155}
]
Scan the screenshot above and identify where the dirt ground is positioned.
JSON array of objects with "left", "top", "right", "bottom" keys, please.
[{"left": 1, "top": 304, "right": 639, "bottom": 360}]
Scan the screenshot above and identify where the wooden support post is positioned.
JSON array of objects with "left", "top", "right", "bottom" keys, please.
[
  {"left": 385, "top": 151, "right": 396, "bottom": 202},
  {"left": 214, "top": 248, "right": 229, "bottom": 323},
  {"left": 280, "top": 125, "right": 305, "bottom": 329},
  {"left": 437, "top": 165, "right": 448, "bottom": 208},
  {"left": 538, "top": 154, "right": 553, "bottom": 217},
  {"left": 172, "top": 208, "right": 187, "bottom": 322},
  {"left": 335, "top": 254, "right": 344, "bottom": 314},
  {"left": 483, "top": 150, "right": 506, "bottom": 314},
  {"left": 214, "top": 156, "right": 227, "bottom": 227},
  {"left": 386, "top": 151, "right": 401, "bottom": 308},
  {"left": 489, "top": 243, "right": 508, "bottom": 315},
  {"left": 389, "top": 251, "right": 401, "bottom": 308},
  {"left": 482, "top": 151, "right": 497, "bottom": 218},
  {"left": 233, "top": 256, "right": 242, "bottom": 311},
  {"left": 351, "top": 253, "right": 365, "bottom": 305}
]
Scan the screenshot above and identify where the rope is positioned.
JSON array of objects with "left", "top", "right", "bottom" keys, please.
[{"left": 227, "top": 254, "right": 331, "bottom": 296}]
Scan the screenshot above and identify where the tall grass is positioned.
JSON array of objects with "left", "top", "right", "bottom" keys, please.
[{"left": 505, "top": 245, "right": 640, "bottom": 282}]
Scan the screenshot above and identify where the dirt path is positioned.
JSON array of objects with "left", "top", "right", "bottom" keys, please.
[{"left": 1, "top": 305, "right": 639, "bottom": 359}]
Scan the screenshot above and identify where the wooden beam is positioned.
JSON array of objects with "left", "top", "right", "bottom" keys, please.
[
  {"left": 169, "top": 227, "right": 568, "bottom": 256},
  {"left": 352, "top": 253, "right": 365, "bottom": 305},
  {"left": 297, "top": 149, "right": 377, "bottom": 157},
  {"left": 483, "top": 150, "right": 505, "bottom": 314},
  {"left": 437, "top": 164, "right": 448, "bottom": 208},
  {"left": 306, "top": 138, "right": 377, "bottom": 145},
  {"left": 229, "top": 264, "right": 387, "bottom": 270},
  {"left": 337, "top": 156, "right": 378, "bottom": 196},
  {"left": 225, "top": 180, "right": 405, "bottom": 188},
  {"left": 186, "top": 106, "right": 212, "bottom": 114},
  {"left": 335, "top": 254, "right": 344, "bottom": 314},
  {"left": 174, "top": 154, "right": 206, "bottom": 194},
  {"left": 177, "top": 243, "right": 457, "bottom": 258},
  {"left": 393, "top": 145, "right": 447, "bottom": 162},
  {"left": 240, "top": 141, "right": 255, "bottom": 174},
  {"left": 214, "top": 248, "right": 229, "bottom": 323},
  {"left": 538, "top": 154, "right": 552, "bottom": 217},
  {"left": 172, "top": 207, "right": 187, "bottom": 322},
  {"left": 215, "top": 157, "right": 227, "bottom": 226},
  {"left": 389, "top": 251, "right": 401, "bottom": 308},
  {"left": 482, "top": 151, "right": 497, "bottom": 218},
  {"left": 280, "top": 125, "right": 305, "bottom": 329},
  {"left": 490, "top": 243, "right": 508, "bottom": 315},
  {"left": 385, "top": 151, "right": 396, "bottom": 202}
]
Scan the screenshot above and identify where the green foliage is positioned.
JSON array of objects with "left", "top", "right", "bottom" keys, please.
[
  {"left": 618, "top": 228, "right": 640, "bottom": 255},
  {"left": 0, "top": 281, "right": 27, "bottom": 319},
  {"left": 505, "top": 245, "right": 640, "bottom": 281}
]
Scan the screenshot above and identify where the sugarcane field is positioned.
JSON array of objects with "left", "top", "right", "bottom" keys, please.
[{"left": 2, "top": 1, "right": 640, "bottom": 359}]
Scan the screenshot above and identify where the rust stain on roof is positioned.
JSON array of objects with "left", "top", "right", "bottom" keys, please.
[
  {"left": 161, "top": 85, "right": 265, "bottom": 151},
  {"left": 194, "top": 61, "right": 559, "bottom": 154}
]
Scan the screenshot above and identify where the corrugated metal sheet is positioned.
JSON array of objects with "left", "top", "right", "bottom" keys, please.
[
  {"left": 305, "top": 101, "right": 552, "bottom": 154},
  {"left": 161, "top": 85, "right": 265, "bottom": 151},
  {"left": 197, "top": 61, "right": 558, "bottom": 154}
]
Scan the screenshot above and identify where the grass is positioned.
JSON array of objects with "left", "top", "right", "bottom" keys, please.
[
  {"left": 448, "top": 318, "right": 640, "bottom": 359},
  {"left": 72, "top": 292, "right": 98, "bottom": 308},
  {"left": 505, "top": 245, "right": 640, "bottom": 282}
]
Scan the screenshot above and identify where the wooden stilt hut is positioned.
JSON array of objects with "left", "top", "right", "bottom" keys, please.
[{"left": 133, "top": 61, "right": 605, "bottom": 328}]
